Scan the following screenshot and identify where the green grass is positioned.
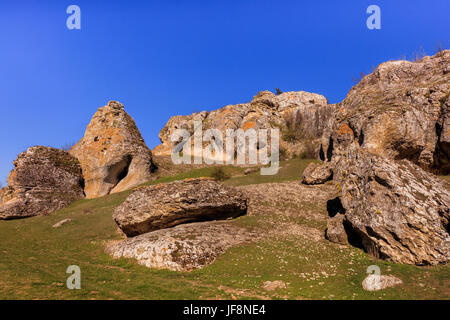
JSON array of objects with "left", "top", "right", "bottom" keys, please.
[
  {"left": 0, "top": 159, "right": 448, "bottom": 300},
  {"left": 141, "top": 165, "right": 245, "bottom": 186},
  {"left": 225, "top": 158, "right": 320, "bottom": 186}
]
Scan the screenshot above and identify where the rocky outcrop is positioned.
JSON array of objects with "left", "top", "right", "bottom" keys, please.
[
  {"left": 70, "top": 101, "right": 156, "bottom": 198},
  {"left": 329, "top": 143, "right": 449, "bottom": 265},
  {"left": 321, "top": 50, "right": 450, "bottom": 174},
  {"left": 302, "top": 162, "right": 333, "bottom": 185},
  {"left": 113, "top": 178, "right": 247, "bottom": 237},
  {"left": 0, "top": 146, "right": 84, "bottom": 220},
  {"left": 106, "top": 221, "right": 254, "bottom": 271},
  {"left": 154, "top": 90, "right": 334, "bottom": 160}
]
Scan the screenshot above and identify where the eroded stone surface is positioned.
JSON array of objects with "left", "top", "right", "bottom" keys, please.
[
  {"left": 0, "top": 146, "right": 84, "bottom": 220},
  {"left": 321, "top": 50, "right": 450, "bottom": 174},
  {"left": 113, "top": 178, "right": 248, "bottom": 237},
  {"left": 154, "top": 90, "right": 334, "bottom": 160},
  {"left": 331, "top": 143, "right": 450, "bottom": 265},
  {"left": 106, "top": 221, "right": 255, "bottom": 271},
  {"left": 70, "top": 101, "right": 156, "bottom": 198},
  {"left": 362, "top": 274, "right": 403, "bottom": 291},
  {"left": 302, "top": 162, "right": 333, "bottom": 185}
]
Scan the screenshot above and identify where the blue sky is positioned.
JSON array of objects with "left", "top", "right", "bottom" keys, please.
[{"left": 0, "top": 0, "right": 449, "bottom": 184}]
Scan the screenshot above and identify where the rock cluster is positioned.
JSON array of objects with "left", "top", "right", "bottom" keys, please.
[
  {"left": 108, "top": 178, "right": 250, "bottom": 271},
  {"left": 310, "top": 51, "right": 450, "bottom": 265},
  {"left": 154, "top": 90, "right": 334, "bottom": 160},
  {"left": 70, "top": 101, "right": 156, "bottom": 198},
  {"left": 0, "top": 146, "right": 84, "bottom": 220},
  {"left": 321, "top": 50, "right": 450, "bottom": 174}
]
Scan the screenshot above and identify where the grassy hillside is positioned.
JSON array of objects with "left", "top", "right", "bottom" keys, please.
[{"left": 0, "top": 158, "right": 448, "bottom": 300}]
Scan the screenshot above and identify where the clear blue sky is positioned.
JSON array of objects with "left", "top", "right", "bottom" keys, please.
[{"left": 0, "top": 0, "right": 449, "bottom": 184}]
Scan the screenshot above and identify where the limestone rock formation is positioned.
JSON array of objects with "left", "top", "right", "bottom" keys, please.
[
  {"left": 70, "top": 101, "right": 156, "bottom": 198},
  {"left": 302, "top": 162, "right": 333, "bottom": 185},
  {"left": 321, "top": 50, "right": 450, "bottom": 174},
  {"left": 106, "top": 221, "right": 254, "bottom": 271},
  {"left": 113, "top": 178, "right": 248, "bottom": 237},
  {"left": 330, "top": 143, "right": 449, "bottom": 265},
  {"left": 0, "top": 146, "right": 84, "bottom": 220},
  {"left": 154, "top": 90, "right": 334, "bottom": 160}
]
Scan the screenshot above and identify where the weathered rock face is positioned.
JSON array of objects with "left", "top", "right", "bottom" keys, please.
[
  {"left": 113, "top": 178, "right": 248, "bottom": 237},
  {"left": 154, "top": 90, "right": 334, "bottom": 160},
  {"left": 321, "top": 50, "right": 450, "bottom": 174},
  {"left": 70, "top": 101, "right": 156, "bottom": 198},
  {"left": 106, "top": 221, "right": 254, "bottom": 271},
  {"left": 330, "top": 143, "right": 449, "bottom": 265},
  {"left": 302, "top": 162, "right": 333, "bottom": 185},
  {"left": 0, "top": 146, "right": 84, "bottom": 220}
]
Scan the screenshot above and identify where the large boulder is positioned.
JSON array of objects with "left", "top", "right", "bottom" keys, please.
[
  {"left": 106, "top": 221, "right": 255, "bottom": 271},
  {"left": 330, "top": 143, "right": 449, "bottom": 265},
  {"left": 154, "top": 90, "right": 333, "bottom": 160},
  {"left": 362, "top": 274, "right": 403, "bottom": 291},
  {"left": 113, "top": 178, "right": 248, "bottom": 237},
  {"left": 321, "top": 50, "right": 450, "bottom": 174},
  {"left": 70, "top": 101, "right": 156, "bottom": 198},
  {"left": 0, "top": 146, "right": 84, "bottom": 220}
]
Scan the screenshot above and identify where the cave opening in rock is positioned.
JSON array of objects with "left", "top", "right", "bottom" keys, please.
[
  {"left": 358, "top": 129, "right": 365, "bottom": 146},
  {"left": 343, "top": 219, "right": 364, "bottom": 249},
  {"left": 326, "top": 197, "right": 346, "bottom": 217},
  {"left": 326, "top": 137, "right": 333, "bottom": 161},
  {"left": 319, "top": 144, "right": 325, "bottom": 161},
  {"left": 117, "top": 160, "right": 130, "bottom": 182},
  {"left": 105, "top": 155, "right": 133, "bottom": 189},
  {"left": 79, "top": 177, "right": 86, "bottom": 197},
  {"left": 149, "top": 160, "right": 158, "bottom": 173}
]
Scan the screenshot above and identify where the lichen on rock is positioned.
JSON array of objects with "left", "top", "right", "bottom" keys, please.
[
  {"left": 113, "top": 178, "right": 248, "bottom": 237},
  {"left": 321, "top": 50, "right": 450, "bottom": 174},
  {"left": 70, "top": 101, "right": 156, "bottom": 198},
  {"left": 0, "top": 146, "right": 84, "bottom": 220},
  {"left": 328, "top": 143, "right": 450, "bottom": 265},
  {"left": 106, "top": 221, "right": 255, "bottom": 271}
]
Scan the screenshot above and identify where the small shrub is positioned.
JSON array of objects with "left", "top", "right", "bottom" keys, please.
[
  {"left": 279, "top": 146, "right": 288, "bottom": 161},
  {"left": 410, "top": 46, "right": 426, "bottom": 62},
  {"left": 275, "top": 88, "right": 283, "bottom": 95},
  {"left": 352, "top": 72, "right": 366, "bottom": 85},
  {"left": 299, "top": 139, "right": 317, "bottom": 159},
  {"left": 282, "top": 127, "right": 299, "bottom": 143},
  {"left": 61, "top": 142, "right": 76, "bottom": 152},
  {"left": 210, "top": 167, "right": 231, "bottom": 181}
]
